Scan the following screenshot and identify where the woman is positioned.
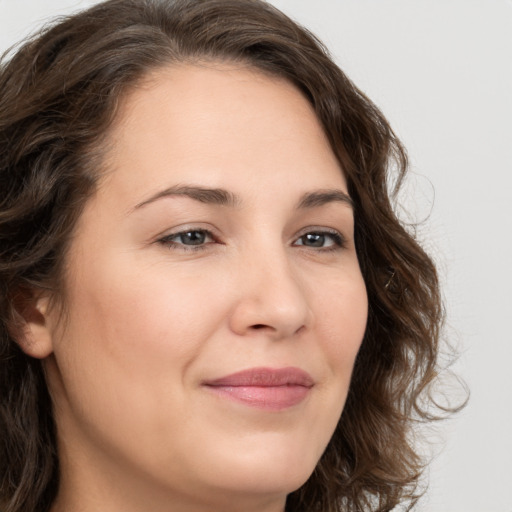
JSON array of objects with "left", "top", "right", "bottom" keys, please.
[{"left": 0, "top": 1, "right": 448, "bottom": 511}]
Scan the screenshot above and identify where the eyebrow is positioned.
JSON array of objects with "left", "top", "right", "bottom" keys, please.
[
  {"left": 132, "top": 184, "right": 240, "bottom": 210},
  {"left": 297, "top": 189, "right": 354, "bottom": 210},
  {"left": 132, "top": 185, "right": 353, "bottom": 211}
]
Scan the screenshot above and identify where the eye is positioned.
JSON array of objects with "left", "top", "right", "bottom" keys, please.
[
  {"left": 293, "top": 230, "right": 345, "bottom": 250},
  {"left": 157, "top": 229, "right": 215, "bottom": 250}
]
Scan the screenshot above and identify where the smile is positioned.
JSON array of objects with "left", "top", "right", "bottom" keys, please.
[{"left": 202, "top": 367, "right": 314, "bottom": 411}]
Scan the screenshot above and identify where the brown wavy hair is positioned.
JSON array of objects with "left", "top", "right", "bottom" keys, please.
[{"left": 0, "top": 1, "right": 455, "bottom": 511}]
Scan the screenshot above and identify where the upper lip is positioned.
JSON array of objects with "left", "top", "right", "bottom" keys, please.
[{"left": 203, "top": 367, "right": 314, "bottom": 387}]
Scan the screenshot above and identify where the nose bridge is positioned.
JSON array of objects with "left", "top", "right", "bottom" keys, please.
[{"left": 229, "top": 235, "right": 311, "bottom": 338}]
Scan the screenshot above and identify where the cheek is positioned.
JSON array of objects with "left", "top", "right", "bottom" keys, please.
[
  {"left": 71, "top": 275, "right": 220, "bottom": 375},
  {"left": 316, "top": 271, "right": 368, "bottom": 400},
  {"left": 318, "top": 270, "right": 368, "bottom": 352},
  {"left": 52, "top": 256, "right": 229, "bottom": 409},
  {"left": 48, "top": 257, "right": 235, "bottom": 467}
]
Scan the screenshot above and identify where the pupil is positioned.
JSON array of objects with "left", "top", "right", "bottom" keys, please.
[
  {"left": 305, "top": 233, "right": 324, "bottom": 247},
  {"left": 181, "top": 231, "right": 205, "bottom": 245}
]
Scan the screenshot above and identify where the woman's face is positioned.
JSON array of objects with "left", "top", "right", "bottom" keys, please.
[{"left": 42, "top": 64, "right": 368, "bottom": 512}]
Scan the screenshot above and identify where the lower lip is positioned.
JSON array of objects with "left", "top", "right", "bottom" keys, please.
[{"left": 204, "top": 384, "right": 311, "bottom": 410}]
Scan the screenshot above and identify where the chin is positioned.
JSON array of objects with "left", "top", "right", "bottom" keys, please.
[{"left": 198, "top": 440, "right": 319, "bottom": 498}]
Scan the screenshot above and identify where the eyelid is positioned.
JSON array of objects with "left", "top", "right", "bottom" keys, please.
[
  {"left": 152, "top": 224, "right": 348, "bottom": 253},
  {"left": 292, "top": 227, "right": 347, "bottom": 249},
  {"left": 155, "top": 226, "right": 219, "bottom": 251}
]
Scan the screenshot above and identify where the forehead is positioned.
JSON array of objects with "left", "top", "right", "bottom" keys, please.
[{"left": 99, "top": 63, "right": 347, "bottom": 209}]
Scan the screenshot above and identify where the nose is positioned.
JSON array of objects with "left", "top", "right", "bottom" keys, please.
[{"left": 228, "top": 247, "right": 312, "bottom": 340}]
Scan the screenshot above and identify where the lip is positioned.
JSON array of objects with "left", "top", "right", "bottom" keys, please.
[{"left": 202, "top": 367, "right": 314, "bottom": 411}]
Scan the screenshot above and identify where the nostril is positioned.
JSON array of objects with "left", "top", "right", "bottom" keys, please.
[{"left": 251, "top": 324, "right": 268, "bottom": 330}]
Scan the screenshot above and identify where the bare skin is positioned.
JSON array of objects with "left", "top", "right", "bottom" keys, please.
[{"left": 24, "top": 63, "right": 368, "bottom": 512}]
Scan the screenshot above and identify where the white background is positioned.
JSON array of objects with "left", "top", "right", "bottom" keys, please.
[{"left": 1, "top": 1, "right": 511, "bottom": 511}]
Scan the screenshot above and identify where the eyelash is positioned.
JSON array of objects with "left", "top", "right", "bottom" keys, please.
[
  {"left": 157, "top": 229, "right": 217, "bottom": 252},
  {"left": 156, "top": 228, "right": 347, "bottom": 253},
  {"left": 294, "top": 228, "right": 346, "bottom": 252}
]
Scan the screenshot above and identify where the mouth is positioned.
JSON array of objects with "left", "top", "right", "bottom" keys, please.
[{"left": 202, "top": 367, "right": 314, "bottom": 411}]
